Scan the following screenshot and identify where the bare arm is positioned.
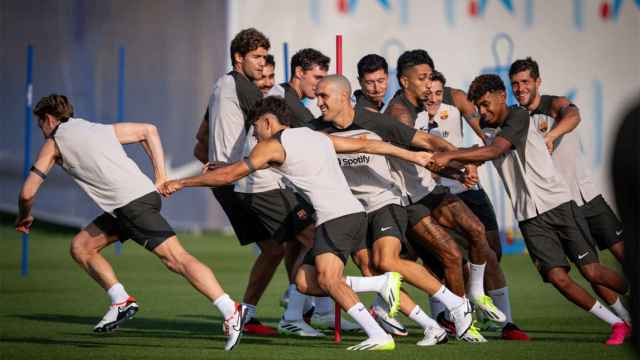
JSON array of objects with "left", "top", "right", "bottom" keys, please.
[
  {"left": 330, "top": 135, "right": 432, "bottom": 167},
  {"left": 545, "top": 97, "right": 580, "bottom": 152},
  {"left": 193, "top": 109, "right": 209, "bottom": 163},
  {"left": 159, "top": 139, "right": 285, "bottom": 195},
  {"left": 113, "top": 122, "right": 167, "bottom": 184},
  {"left": 451, "top": 88, "right": 486, "bottom": 142},
  {"left": 16, "top": 139, "right": 59, "bottom": 233},
  {"left": 428, "top": 137, "right": 513, "bottom": 171}
]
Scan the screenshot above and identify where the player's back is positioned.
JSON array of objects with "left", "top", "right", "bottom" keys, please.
[{"left": 53, "top": 118, "right": 155, "bottom": 213}]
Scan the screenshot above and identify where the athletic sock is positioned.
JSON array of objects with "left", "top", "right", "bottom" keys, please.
[
  {"left": 347, "top": 302, "right": 389, "bottom": 339},
  {"left": 589, "top": 300, "right": 623, "bottom": 326},
  {"left": 284, "top": 284, "right": 305, "bottom": 321},
  {"left": 432, "top": 285, "right": 464, "bottom": 311},
  {"left": 315, "top": 296, "right": 334, "bottom": 315},
  {"left": 610, "top": 297, "right": 631, "bottom": 324},
  {"left": 243, "top": 303, "right": 257, "bottom": 323},
  {"left": 107, "top": 283, "right": 129, "bottom": 305},
  {"left": 468, "top": 262, "right": 487, "bottom": 300},
  {"left": 409, "top": 305, "right": 441, "bottom": 330},
  {"left": 429, "top": 296, "right": 447, "bottom": 318},
  {"left": 345, "top": 274, "right": 386, "bottom": 293},
  {"left": 213, "top": 293, "right": 236, "bottom": 319},
  {"left": 488, "top": 287, "right": 512, "bottom": 323}
]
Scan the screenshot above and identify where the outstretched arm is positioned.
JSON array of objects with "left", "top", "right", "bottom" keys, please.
[
  {"left": 159, "top": 139, "right": 285, "bottom": 195},
  {"left": 451, "top": 88, "right": 486, "bottom": 142},
  {"left": 16, "top": 139, "right": 59, "bottom": 233},
  {"left": 428, "top": 136, "right": 513, "bottom": 171},
  {"left": 113, "top": 122, "right": 167, "bottom": 185},
  {"left": 330, "top": 135, "right": 432, "bottom": 167}
]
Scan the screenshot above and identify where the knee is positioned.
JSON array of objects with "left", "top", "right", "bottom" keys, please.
[
  {"left": 259, "top": 241, "right": 285, "bottom": 259},
  {"left": 295, "top": 275, "right": 309, "bottom": 294},
  {"left": 160, "top": 251, "right": 191, "bottom": 274},
  {"left": 469, "top": 221, "right": 486, "bottom": 240},
  {"left": 547, "top": 269, "right": 571, "bottom": 288},
  {"left": 580, "top": 264, "right": 600, "bottom": 282},
  {"left": 316, "top": 270, "right": 338, "bottom": 293},
  {"left": 373, "top": 254, "right": 395, "bottom": 273},
  {"left": 69, "top": 235, "right": 93, "bottom": 264}
]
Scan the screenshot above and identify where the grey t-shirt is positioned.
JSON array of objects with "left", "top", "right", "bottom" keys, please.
[{"left": 486, "top": 106, "right": 572, "bottom": 221}]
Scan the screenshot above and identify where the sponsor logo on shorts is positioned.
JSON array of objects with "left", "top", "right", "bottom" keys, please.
[
  {"left": 616, "top": 229, "right": 623, "bottom": 236},
  {"left": 380, "top": 226, "right": 392, "bottom": 231},
  {"left": 578, "top": 251, "right": 590, "bottom": 260}
]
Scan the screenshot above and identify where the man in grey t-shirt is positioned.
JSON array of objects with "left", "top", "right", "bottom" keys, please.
[{"left": 429, "top": 74, "right": 631, "bottom": 345}]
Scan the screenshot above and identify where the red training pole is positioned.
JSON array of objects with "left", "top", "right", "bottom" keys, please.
[{"left": 334, "top": 33, "right": 343, "bottom": 344}]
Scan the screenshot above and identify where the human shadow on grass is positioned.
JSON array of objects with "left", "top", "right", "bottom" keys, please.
[{"left": 0, "top": 336, "right": 160, "bottom": 349}]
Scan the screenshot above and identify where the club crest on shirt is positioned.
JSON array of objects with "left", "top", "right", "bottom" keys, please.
[
  {"left": 296, "top": 209, "right": 308, "bottom": 221},
  {"left": 439, "top": 110, "right": 448, "bottom": 120}
]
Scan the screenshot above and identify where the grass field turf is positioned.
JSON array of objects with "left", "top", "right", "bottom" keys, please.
[{"left": 0, "top": 213, "right": 635, "bottom": 359}]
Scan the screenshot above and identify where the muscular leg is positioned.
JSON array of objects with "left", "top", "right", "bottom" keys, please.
[
  {"left": 546, "top": 267, "right": 598, "bottom": 310},
  {"left": 242, "top": 238, "right": 285, "bottom": 305},
  {"left": 579, "top": 263, "right": 628, "bottom": 296},
  {"left": 70, "top": 224, "right": 122, "bottom": 290},
  {"left": 372, "top": 236, "right": 444, "bottom": 295},
  {"left": 608, "top": 241, "right": 624, "bottom": 264},
  {"left": 153, "top": 236, "right": 226, "bottom": 301},
  {"left": 409, "top": 216, "right": 465, "bottom": 296}
]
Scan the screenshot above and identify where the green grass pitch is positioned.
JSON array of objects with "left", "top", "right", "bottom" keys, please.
[{"left": 0, "top": 213, "right": 634, "bottom": 359}]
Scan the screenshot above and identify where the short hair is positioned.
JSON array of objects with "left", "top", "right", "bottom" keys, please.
[
  {"left": 467, "top": 74, "right": 506, "bottom": 103},
  {"left": 509, "top": 57, "right": 540, "bottom": 79},
  {"left": 318, "top": 74, "right": 352, "bottom": 97},
  {"left": 230, "top": 28, "right": 270, "bottom": 65},
  {"left": 290, "top": 48, "right": 330, "bottom": 78},
  {"left": 429, "top": 70, "right": 446, "bottom": 86},
  {"left": 357, "top": 54, "right": 388, "bottom": 78},
  {"left": 265, "top": 54, "right": 275, "bottom": 67},
  {"left": 396, "top": 49, "right": 435, "bottom": 87},
  {"left": 250, "top": 96, "right": 291, "bottom": 126},
  {"left": 33, "top": 94, "right": 74, "bottom": 122}
]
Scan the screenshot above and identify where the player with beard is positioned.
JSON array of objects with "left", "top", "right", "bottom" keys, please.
[
  {"left": 509, "top": 57, "right": 630, "bottom": 327},
  {"left": 254, "top": 54, "right": 276, "bottom": 95},
  {"left": 385, "top": 50, "right": 505, "bottom": 335},
  {"left": 192, "top": 28, "right": 286, "bottom": 336},
  {"left": 429, "top": 74, "right": 631, "bottom": 345}
]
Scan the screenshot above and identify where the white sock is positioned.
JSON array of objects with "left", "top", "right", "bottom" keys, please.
[
  {"left": 432, "top": 285, "right": 464, "bottom": 311},
  {"left": 429, "top": 296, "right": 447, "bottom": 318},
  {"left": 315, "top": 296, "right": 334, "bottom": 315},
  {"left": 488, "top": 287, "right": 512, "bottom": 323},
  {"left": 409, "top": 305, "right": 441, "bottom": 330},
  {"left": 347, "top": 302, "right": 388, "bottom": 339},
  {"left": 589, "top": 301, "right": 623, "bottom": 326},
  {"left": 468, "top": 262, "right": 486, "bottom": 300},
  {"left": 213, "top": 293, "right": 236, "bottom": 319},
  {"left": 107, "top": 283, "right": 129, "bottom": 305},
  {"left": 284, "top": 284, "right": 305, "bottom": 321},
  {"left": 345, "top": 274, "right": 386, "bottom": 293},
  {"left": 243, "top": 303, "right": 256, "bottom": 322},
  {"left": 610, "top": 297, "right": 631, "bottom": 324}
]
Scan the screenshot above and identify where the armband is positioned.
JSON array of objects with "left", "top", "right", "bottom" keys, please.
[{"left": 30, "top": 166, "right": 47, "bottom": 180}]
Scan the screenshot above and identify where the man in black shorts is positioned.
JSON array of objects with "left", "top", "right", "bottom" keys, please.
[
  {"left": 429, "top": 74, "right": 631, "bottom": 345},
  {"left": 15, "top": 94, "right": 246, "bottom": 351}
]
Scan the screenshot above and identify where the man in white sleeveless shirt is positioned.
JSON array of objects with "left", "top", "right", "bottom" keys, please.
[
  {"left": 160, "top": 93, "right": 473, "bottom": 350},
  {"left": 428, "top": 74, "right": 631, "bottom": 345},
  {"left": 15, "top": 95, "right": 246, "bottom": 351}
]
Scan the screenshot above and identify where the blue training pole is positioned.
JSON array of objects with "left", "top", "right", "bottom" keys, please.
[
  {"left": 115, "top": 46, "right": 125, "bottom": 256},
  {"left": 21, "top": 45, "right": 34, "bottom": 277},
  {"left": 283, "top": 42, "right": 289, "bottom": 82}
]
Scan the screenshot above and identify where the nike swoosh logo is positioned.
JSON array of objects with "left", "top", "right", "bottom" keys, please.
[
  {"left": 381, "top": 226, "right": 392, "bottom": 231},
  {"left": 616, "top": 229, "right": 623, "bottom": 236},
  {"left": 578, "top": 252, "right": 589, "bottom": 260}
]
